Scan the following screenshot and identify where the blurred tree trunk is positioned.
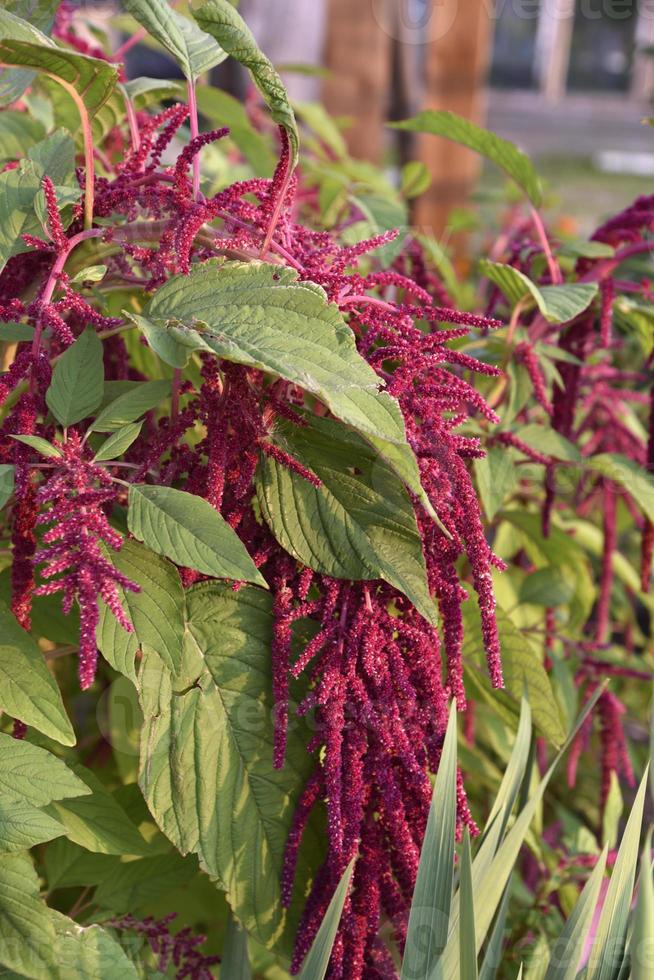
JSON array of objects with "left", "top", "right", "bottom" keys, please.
[
  {"left": 413, "top": 0, "right": 494, "bottom": 240},
  {"left": 322, "top": 0, "right": 391, "bottom": 161}
]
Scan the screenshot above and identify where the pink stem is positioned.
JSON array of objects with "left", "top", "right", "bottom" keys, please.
[
  {"left": 113, "top": 26, "right": 149, "bottom": 63},
  {"left": 187, "top": 79, "right": 201, "bottom": 201},
  {"left": 530, "top": 206, "right": 562, "bottom": 285},
  {"left": 31, "top": 229, "right": 105, "bottom": 373},
  {"left": 124, "top": 93, "right": 141, "bottom": 154}
]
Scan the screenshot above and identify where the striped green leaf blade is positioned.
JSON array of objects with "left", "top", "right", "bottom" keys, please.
[
  {"left": 459, "top": 830, "right": 478, "bottom": 980},
  {"left": 124, "top": 0, "right": 226, "bottom": 82},
  {"left": 544, "top": 846, "right": 608, "bottom": 980},
  {"left": 222, "top": 911, "right": 252, "bottom": 980},
  {"left": 588, "top": 768, "right": 649, "bottom": 980},
  {"left": 298, "top": 859, "right": 355, "bottom": 980},
  {"left": 401, "top": 703, "right": 458, "bottom": 980},
  {"left": 631, "top": 829, "right": 654, "bottom": 980}
]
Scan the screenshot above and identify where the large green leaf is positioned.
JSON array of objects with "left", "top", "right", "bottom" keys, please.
[
  {"left": 0, "top": 734, "right": 89, "bottom": 807},
  {"left": 93, "top": 852, "right": 198, "bottom": 913},
  {"left": 462, "top": 594, "right": 566, "bottom": 747},
  {"left": 193, "top": 0, "right": 299, "bottom": 164},
  {"left": 49, "top": 765, "right": 151, "bottom": 857},
  {"left": 131, "top": 260, "right": 431, "bottom": 515},
  {"left": 123, "top": 0, "right": 226, "bottom": 81},
  {"left": 480, "top": 260, "right": 598, "bottom": 324},
  {"left": 0, "top": 734, "right": 91, "bottom": 851},
  {"left": 90, "top": 379, "right": 171, "bottom": 432},
  {"left": 0, "top": 852, "right": 59, "bottom": 978},
  {"left": 138, "top": 583, "right": 315, "bottom": 948},
  {"left": 257, "top": 414, "right": 436, "bottom": 624},
  {"left": 0, "top": 598, "right": 75, "bottom": 745},
  {"left": 0, "top": 110, "right": 44, "bottom": 161},
  {"left": 46, "top": 327, "right": 104, "bottom": 428},
  {"left": 96, "top": 539, "right": 186, "bottom": 681},
  {"left": 51, "top": 914, "right": 140, "bottom": 980},
  {"left": 0, "top": 9, "right": 118, "bottom": 116},
  {"left": 586, "top": 453, "right": 654, "bottom": 523},
  {"left": 0, "top": 851, "right": 138, "bottom": 979},
  {"left": 402, "top": 704, "right": 458, "bottom": 979},
  {"left": 0, "top": 0, "right": 59, "bottom": 104},
  {"left": 390, "top": 111, "right": 542, "bottom": 205},
  {"left": 127, "top": 483, "right": 267, "bottom": 587}
]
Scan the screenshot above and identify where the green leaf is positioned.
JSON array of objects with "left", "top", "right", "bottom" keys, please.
[
  {"left": 10, "top": 434, "right": 62, "bottom": 457},
  {"left": 0, "top": 0, "right": 59, "bottom": 105},
  {"left": 0, "top": 321, "right": 34, "bottom": 341},
  {"left": 44, "top": 839, "right": 118, "bottom": 892},
  {"left": 51, "top": 914, "right": 140, "bottom": 980},
  {"left": 50, "top": 765, "right": 151, "bottom": 857},
  {"left": 96, "top": 538, "right": 186, "bottom": 681},
  {"left": 586, "top": 453, "right": 654, "bottom": 523},
  {"left": 544, "top": 846, "right": 608, "bottom": 980},
  {"left": 127, "top": 484, "right": 267, "bottom": 587},
  {"left": 195, "top": 84, "right": 276, "bottom": 175},
  {"left": 138, "top": 583, "right": 315, "bottom": 948},
  {"left": 68, "top": 264, "right": 107, "bottom": 285},
  {"left": 123, "top": 0, "right": 226, "bottom": 82},
  {"left": 480, "top": 260, "right": 598, "bottom": 324},
  {"left": 462, "top": 595, "right": 566, "bottom": 747},
  {"left": 632, "top": 830, "right": 654, "bottom": 980},
  {"left": 0, "top": 852, "right": 59, "bottom": 978},
  {"left": 0, "top": 9, "right": 118, "bottom": 119},
  {"left": 93, "top": 852, "right": 198, "bottom": 913},
  {"left": 485, "top": 698, "right": 532, "bottom": 842},
  {"left": 132, "top": 261, "right": 432, "bottom": 518},
  {"left": 0, "top": 598, "right": 75, "bottom": 745},
  {"left": 474, "top": 447, "right": 517, "bottom": 521},
  {"left": 193, "top": 0, "right": 299, "bottom": 164},
  {"left": 93, "top": 421, "right": 142, "bottom": 462},
  {"left": 257, "top": 414, "right": 436, "bottom": 624},
  {"left": 558, "top": 240, "right": 615, "bottom": 260},
  {"left": 390, "top": 110, "right": 542, "bottom": 205},
  {"left": 0, "top": 734, "right": 90, "bottom": 807},
  {"left": 511, "top": 424, "right": 581, "bottom": 462},
  {"left": 0, "top": 799, "right": 66, "bottom": 853},
  {"left": 122, "top": 76, "right": 185, "bottom": 109},
  {"left": 0, "top": 850, "right": 138, "bottom": 979},
  {"left": 46, "top": 327, "right": 104, "bottom": 428},
  {"left": 222, "top": 911, "right": 253, "bottom": 980},
  {"left": 402, "top": 704, "right": 458, "bottom": 979},
  {"left": 27, "top": 128, "right": 76, "bottom": 186},
  {"left": 298, "top": 860, "right": 355, "bottom": 980},
  {"left": 90, "top": 379, "right": 171, "bottom": 432},
  {"left": 0, "top": 465, "right": 14, "bottom": 509},
  {"left": 518, "top": 568, "right": 574, "bottom": 608},
  {"left": 458, "top": 831, "right": 478, "bottom": 980},
  {"left": 0, "top": 129, "right": 77, "bottom": 273},
  {"left": 401, "top": 160, "right": 431, "bottom": 198},
  {"left": 0, "top": 110, "right": 44, "bottom": 162},
  {"left": 588, "top": 769, "right": 649, "bottom": 980}
]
